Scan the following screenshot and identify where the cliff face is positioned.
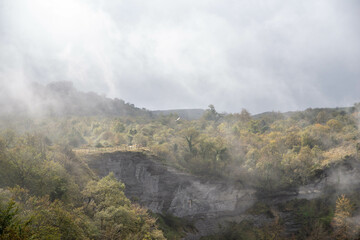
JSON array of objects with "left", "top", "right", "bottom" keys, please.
[
  {"left": 86, "top": 151, "right": 360, "bottom": 239},
  {"left": 86, "top": 151, "right": 257, "bottom": 237}
]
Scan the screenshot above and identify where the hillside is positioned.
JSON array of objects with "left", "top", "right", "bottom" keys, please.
[
  {"left": 1, "top": 85, "right": 360, "bottom": 239},
  {"left": 0, "top": 81, "right": 150, "bottom": 117}
]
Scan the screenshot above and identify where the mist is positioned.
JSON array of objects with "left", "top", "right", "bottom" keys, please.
[
  {"left": 1, "top": 0, "right": 360, "bottom": 114},
  {"left": 2, "top": 2, "right": 360, "bottom": 238}
]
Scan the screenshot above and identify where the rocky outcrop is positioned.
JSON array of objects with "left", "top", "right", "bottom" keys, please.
[
  {"left": 86, "top": 151, "right": 360, "bottom": 239},
  {"left": 86, "top": 151, "right": 256, "bottom": 238}
]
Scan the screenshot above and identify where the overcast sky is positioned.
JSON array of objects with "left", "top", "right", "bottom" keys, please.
[{"left": 0, "top": 0, "right": 359, "bottom": 114}]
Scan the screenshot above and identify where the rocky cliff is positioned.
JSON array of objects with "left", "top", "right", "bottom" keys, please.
[
  {"left": 86, "top": 151, "right": 360, "bottom": 239},
  {"left": 86, "top": 151, "right": 257, "bottom": 238}
]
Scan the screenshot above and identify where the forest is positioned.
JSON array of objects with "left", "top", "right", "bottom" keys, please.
[
  {"left": 1, "top": 84, "right": 360, "bottom": 239},
  {"left": 2, "top": 0, "right": 360, "bottom": 238}
]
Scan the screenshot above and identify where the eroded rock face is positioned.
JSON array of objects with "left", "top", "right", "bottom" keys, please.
[
  {"left": 86, "top": 151, "right": 256, "bottom": 237},
  {"left": 86, "top": 151, "right": 360, "bottom": 239},
  {"left": 298, "top": 159, "right": 360, "bottom": 200}
]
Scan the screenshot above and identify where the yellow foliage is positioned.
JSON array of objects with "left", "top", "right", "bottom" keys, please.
[
  {"left": 322, "top": 145, "right": 356, "bottom": 167},
  {"left": 326, "top": 119, "right": 343, "bottom": 132},
  {"left": 332, "top": 195, "right": 355, "bottom": 240}
]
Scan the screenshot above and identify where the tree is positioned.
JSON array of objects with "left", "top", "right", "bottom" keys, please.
[
  {"left": 113, "top": 122, "right": 125, "bottom": 133},
  {"left": 332, "top": 195, "right": 354, "bottom": 240},
  {"left": 0, "top": 199, "right": 31, "bottom": 239},
  {"left": 239, "top": 109, "right": 251, "bottom": 122},
  {"left": 248, "top": 120, "right": 268, "bottom": 134},
  {"left": 326, "top": 119, "right": 342, "bottom": 132},
  {"left": 181, "top": 128, "right": 200, "bottom": 154},
  {"left": 82, "top": 173, "right": 165, "bottom": 240},
  {"left": 203, "top": 105, "right": 221, "bottom": 121},
  {"left": 315, "top": 111, "right": 327, "bottom": 124}
]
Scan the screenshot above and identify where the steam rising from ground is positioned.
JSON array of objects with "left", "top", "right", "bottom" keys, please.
[{"left": 1, "top": 0, "right": 360, "bottom": 113}]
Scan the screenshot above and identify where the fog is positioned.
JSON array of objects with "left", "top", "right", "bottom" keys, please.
[
  {"left": 1, "top": 3, "right": 360, "bottom": 237},
  {"left": 1, "top": 0, "right": 360, "bottom": 113}
]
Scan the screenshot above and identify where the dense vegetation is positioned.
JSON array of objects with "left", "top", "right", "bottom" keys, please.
[
  {"left": 6, "top": 103, "right": 359, "bottom": 191},
  {"left": 1, "top": 83, "right": 360, "bottom": 239},
  {"left": 0, "top": 132, "right": 165, "bottom": 239}
]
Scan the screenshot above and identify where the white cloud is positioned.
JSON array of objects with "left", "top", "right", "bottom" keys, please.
[{"left": 1, "top": 0, "right": 359, "bottom": 113}]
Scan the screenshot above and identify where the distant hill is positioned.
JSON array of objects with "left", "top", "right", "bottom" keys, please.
[
  {"left": 0, "top": 81, "right": 150, "bottom": 117},
  {"left": 151, "top": 109, "right": 205, "bottom": 120},
  {"left": 4, "top": 81, "right": 355, "bottom": 120},
  {"left": 252, "top": 106, "right": 355, "bottom": 120},
  {"left": 1, "top": 81, "right": 206, "bottom": 119}
]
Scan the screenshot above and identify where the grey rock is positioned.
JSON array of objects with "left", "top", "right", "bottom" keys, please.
[
  {"left": 87, "top": 151, "right": 256, "bottom": 238},
  {"left": 86, "top": 151, "right": 360, "bottom": 239}
]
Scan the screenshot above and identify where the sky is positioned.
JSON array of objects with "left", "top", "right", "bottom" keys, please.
[{"left": 0, "top": 0, "right": 359, "bottom": 114}]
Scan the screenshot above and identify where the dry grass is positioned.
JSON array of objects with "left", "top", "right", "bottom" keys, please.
[{"left": 73, "top": 145, "right": 151, "bottom": 155}]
